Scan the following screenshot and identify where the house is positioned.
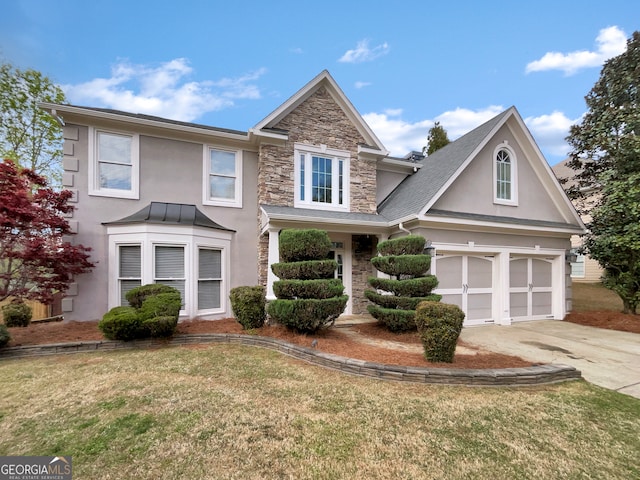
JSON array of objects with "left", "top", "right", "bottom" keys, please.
[
  {"left": 552, "top": 158, "right": 603, "bottom": 283},
  {"left": 40, "top": 70, "right": 585, "bottom": 326}
]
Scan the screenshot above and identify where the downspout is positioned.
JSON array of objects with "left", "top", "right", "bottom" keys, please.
[{"left": 398, "top": 222, "right": 411, "bottom": 235}]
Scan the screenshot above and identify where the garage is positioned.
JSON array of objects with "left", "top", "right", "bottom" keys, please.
[{"left": 509, "top": 256, "right": 554, "bottom": 321}]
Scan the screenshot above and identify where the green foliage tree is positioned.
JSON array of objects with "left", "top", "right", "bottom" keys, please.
[
  {"left": 424, "top": 122, "right": 450, "bottom": 156},
  {"left": 565, "top": 31, "right": 640, "bottom": 314},
  {"left": 366, "top": 235, "right": 441, "bottom": 332},
  {"left": 267, "top": 229, "right": 348, "bottom": 333},
  {"left": 0, "top": 63, "right": 66, "bottom": 184}
]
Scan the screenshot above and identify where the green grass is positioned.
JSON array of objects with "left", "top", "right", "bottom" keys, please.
[
  {"left": 572, "top": 282, "right": 624, "bottom": 312},
  {"left": 0, "top": 346, "right": 638, "bottom": 479}
]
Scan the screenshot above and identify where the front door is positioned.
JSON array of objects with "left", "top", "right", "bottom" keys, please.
[{"left": 434, "top": 254, "right": 494, "bottom": 325}]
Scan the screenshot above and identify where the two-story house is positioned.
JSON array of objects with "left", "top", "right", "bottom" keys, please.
[{"left": 41, "top": 70, "right": 584, "bottom": 327}]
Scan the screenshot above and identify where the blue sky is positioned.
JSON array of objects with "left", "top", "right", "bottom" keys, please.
[{"left": 1, "top": 1, "right": 638, "bottom": 165}]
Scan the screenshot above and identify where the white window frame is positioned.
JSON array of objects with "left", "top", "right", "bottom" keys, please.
[
  {"left": 88, "top": 127, "right": 140, "bottom": 199},
  {"left": 117, "top": 244, "right": 142, "bottom": 306},
  {"left": 197, "top": 247, "right": 223, "bottom": 311},
  {"left": 203, "top": 146, "right": 243, "bottom": 208},
  {"left": 107, "top": 224, "right": 232, "bottom": 319},
  {"left": 493, "top": 142, "right": 518, "bottom": 206},
  {"left": 294, "top": 143, "right": 350, "bottom": 211}
]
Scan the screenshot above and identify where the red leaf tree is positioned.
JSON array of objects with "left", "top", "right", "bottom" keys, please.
[{"left": 0, "top": 159, "right": 95, "bottom": 303}]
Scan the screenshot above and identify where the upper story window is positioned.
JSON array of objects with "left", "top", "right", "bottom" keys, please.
[
  {"left": 203, "top": 146, "right": 242, "bottom": 208},
  {"left": 89, "top": 128, "right": 139, "bottom": 199},
  {"left": 294, "top": 143, "right": 350, "bottom": 211},
  {"left": 493, "top": 142, "right": 517, "bottom": 205}
]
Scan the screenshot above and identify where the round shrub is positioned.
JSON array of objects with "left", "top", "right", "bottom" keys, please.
[
  {"left": 267, "top": 296, "right": 348, "bottom": 333},
  {"left": 1, "top": 300, "right": 32, "bottom": 327},
  {"left": 279, "top": 229, "right": 332, "bottom": 263},
  {"left": 370, "top": 255, "right": 432, "bottom": 278},
  {"left": 415, "top": 301, "right": 465, "bottom": 363},
  {"left": 0, "top": 324, "right": 10, "bottom": 348},
  {"left": 230, "top": 285, "right": 266, "bottom": 330},
  {"left": 125, "top": 283, "right": 178, "bottom": 309},
  {"left": 141, "top": 316, "right": 179, "bottom": 338},
  {"left": 271, "top": 259, "right": 338, "bottom": 280},
  {"left": 366, "top": 305, "right": 417, "bottom": 332},
  {"left": 273, "top": 279, "right": 344, "bottom": 300},
  {"left": 138, "top": 292, "right": 182, "bottom": 321},
  {"left": 377, "top": 235, "right": 426, "bottom": 256},
  {"left": 98, "top": 306, "right": 142, "bottom": 341}
]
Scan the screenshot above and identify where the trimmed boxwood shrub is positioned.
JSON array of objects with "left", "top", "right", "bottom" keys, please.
[
  {"left": 230, "top": 285, "right": 266, "bottom": 330},
  {"left": 0, "top": 324, "right": 10, "bottom": 348},
  {"left": 125, "top": 283, "right": 178, "bottom": 309},
  {"left": 377, "top": 235, "right": 425, "bottom": 256},
  {"left": 271, "top": 260, "right": 337, "bottom": 280},
  {"left": 100, "top": 284, "right": 182, "bottom": 341},
  {"left": 279, "top": 229, "right": 332, "bottom": 263},
  {"left": 366, "top": 305, "right": 417, "bottom": 333},
  {"left": 273, "top": 279, "right": 344, "bottom": 300},
  {"left": 1, "top": 300, "right": 32, "bottom": 327},
  {"left": 415, "top": 301, "right": 465, "bottom": 363},
  {"left": 268, "top": 296, "right": 349, "bottom": 333},
  {"left": 368, "top": 276, "right": 439, "bottom": 297},
  {"left": 370, "top": 255, "right": 432, "bottom": 278},
  {"left": 364, "top": 290, "right": 442, "bottom": 310},
  {"left": 98, "top": 306, "right": 143, "bottom": 341}
]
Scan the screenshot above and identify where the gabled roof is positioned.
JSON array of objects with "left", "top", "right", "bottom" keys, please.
[
  {"left": 378, "top": 108, "right": 513, "bottom": 222},
  {"left": 251, "top": 70, "right": 388, "bottom": 154},
  {"left": 103, "top": 202, "right": 235, "bottom": 231}
]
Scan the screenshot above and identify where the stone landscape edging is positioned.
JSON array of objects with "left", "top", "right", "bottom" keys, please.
[{"left": 0, "top": 333, "right": 582, "bottom": 386}]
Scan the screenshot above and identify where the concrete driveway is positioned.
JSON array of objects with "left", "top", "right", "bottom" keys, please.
[{"left": 460, "top": 320, "right": 640, "bottom": 399}]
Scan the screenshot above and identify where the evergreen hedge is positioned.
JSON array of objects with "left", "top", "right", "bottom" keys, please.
[
  {"left": 230, "top": 285, "right": 266, "bottom": 330},
  {"left": 368, "top": 276, "right": 439, "bottom": 297},
  {"left": 377, "top": 235, "right": 426, "bottom": 256},
  {"left": 279, "top": 229, "right": 332, "bottom": 263},
  {"left": 271, "top": 260, "right": 338, "bottom": 280},
  {"left": 415, "top": 301, "right": 465, "bottom": 363},
  {"left": 370, "top": 255, "right": 432, "bottom": 278},
  {"left": 268, "top": 296, "right": 349, "bottom": 333},
  {"left": 273, "top": 279, "right": 344, "bottom": 299},
  {"left": 1, "top": 300, "right": 32, "bottom": 327}
]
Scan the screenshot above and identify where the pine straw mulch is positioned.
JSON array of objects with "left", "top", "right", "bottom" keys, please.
[{"left": 4, "top": 311, "right": 638, "bottom": 369}]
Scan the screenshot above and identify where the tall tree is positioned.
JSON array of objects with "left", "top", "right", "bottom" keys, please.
[
  {"left": 424, "top": 122, "right": 450, "bottom": 155},
  {"left": 566, "top": 31, "right": 640, "bottom": 314},
  {"left": 0, "top": 159, "right": 94, "bottom": 303},
  {"left": 0, "top": 63, "right": 66, "bottom": 184}
]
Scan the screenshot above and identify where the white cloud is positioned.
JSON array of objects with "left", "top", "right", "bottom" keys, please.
[
  {"left": 338, "top": 39, "right": 390, "bottom": 63},
  {"left": 364, "top": 106, "right": 577, "bottom": 163},
  {"left": 525, "top": 26, "right": 627, "bottom": 75},
  {"left": 62, "top": 59, "right": 266, "bottom": 122},
  {"left": 354, "top": 81, "right": 372, "bottom": 89}
]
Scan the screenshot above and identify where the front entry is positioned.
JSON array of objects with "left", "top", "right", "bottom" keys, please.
[{"left": 433, "top": 254, "right": 494, "bottom": 326}]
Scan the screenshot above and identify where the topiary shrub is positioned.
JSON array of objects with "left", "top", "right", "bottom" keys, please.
[
  {"left": 125, "top": 283, "right": 178, "bottom": 309},
  {"left": 98, "top": 306, "right": 143, "bottom": 341},
  {"left": 100, "top": 284, "right": 182, "bottom": 340},
  {"left": 366, "top": 234, "right": 440, "bottom": 332},
  {"left": 267, "top": 229, "right": 347, "bottom": 333},
  {"left": 415, "top": 301, "right": 465, "bottom": 363},
  {"left": 230, "top": 285, "right": 266, "bottom": 330},
  {"left": 0, "top": 324, "right": 10, "bottom": 348},
  {"left": 1, "top": 300, "right": 32, "bottom": 327}
]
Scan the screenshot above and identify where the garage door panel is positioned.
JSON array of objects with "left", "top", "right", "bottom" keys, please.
[
  {"left": 467, "top": 293, "right": 492, "bottom": 321},
  {"left": 532, "top": 292, "right": 552, "bottom": 316},
  {"left": 468, "top": 256, "right": 492, "bottom": 288},
  {"left": 436, "top": 256, "right": 462, "bottom": 289},
  {"left": 532, "top": 259, "right": 552, "bottom": 287},
  {"left": 510, "top": 258, "right": 528, "bottom": 287},
  {"left": 510, "top": 292, "right": 528, "bottom": 317}
]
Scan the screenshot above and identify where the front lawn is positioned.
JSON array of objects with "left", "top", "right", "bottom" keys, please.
[{"left": 0, "top": 346, "right": 638, "bottom": 479}]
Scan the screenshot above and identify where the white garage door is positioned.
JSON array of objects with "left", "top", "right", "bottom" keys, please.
[
  {"left": 509, "top": 257, "right": 554, "bottom": 321},
  {"left": 434, "top": 254, "right": 494, "bottom": 326}
]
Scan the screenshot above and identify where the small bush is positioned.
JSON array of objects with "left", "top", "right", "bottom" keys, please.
[
  {"left": 0, "top": 324, "right": 10, "bottom": 348},
  {"left": 273, "top": 279, "right": 344, "bottom": 300},
  {"left": 415, "top": 301, "right": 465, "bottom": 363},
  {"left": 141, "top": 316, "right": 179, "bottom": 338},
  {"left": 126, "top": 284, "right": 178, "bottom": 309},
  {"left": 368, "top": 276, "right": 439, "bottom": 297},
  {"left": 230, "top": 285, "right": 266, "bottom": 330},
  {"left": 371, "top": 255, "right": 432, "bottom": 278},
  {"left": 98, "top": 306, "right": 142, "bottom": 341},
  {"left": 267, "top": 296, "right": 348, "bottom": 333},
  {"left": 367, "top": 305, "right": 417, "bottom": 332},
  {"left": 1, "top": 300, "right": 32, "bottom": 328},
  {"left": 138, "top": 292, "right": 182, "bottom": 321},
  {"left": 271, "top": 260, "right": 338, "bottom": 280},
  {"left": 364, "top": 290, "right": 442, "bottom": 310},
  {"left": 279, "top": 229, "right": 332, "bottom": 262},
  {"left": 377, "top": 235, "right": 426, "bottom": 256}
]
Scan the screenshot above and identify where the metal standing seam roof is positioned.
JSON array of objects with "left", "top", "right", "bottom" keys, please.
[
  {"left": 261, "top": 204, "right": 390, "bottom": 224},
  {"left": 378, "top": 108, "right": 514, "bottom": 222},
  {"left": 103, "top": 202, "right": 235, "bottom": 232}
]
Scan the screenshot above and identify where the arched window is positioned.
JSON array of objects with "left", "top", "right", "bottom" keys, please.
[{"left": 494, "top": 143, "right": 517, "bottom": 205}]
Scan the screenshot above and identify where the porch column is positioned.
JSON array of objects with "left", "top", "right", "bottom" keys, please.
[
  {"left": 497, "top": 252, "right": 512, "bottom": 325},
  {"left": 266, "top": 227, "right": 280, "bottom": 300}
]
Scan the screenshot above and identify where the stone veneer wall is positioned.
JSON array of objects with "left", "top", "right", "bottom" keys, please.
[
  {"left": 351, "top": 235, "right": 378, "bottom": 315},
  {"left": 258, "top": 86, "right": 379, "bottom": 288}
]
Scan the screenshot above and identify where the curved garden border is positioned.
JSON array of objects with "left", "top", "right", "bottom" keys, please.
[{"left": 0, "top": 333, "right": 581, "bottom": 386}]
